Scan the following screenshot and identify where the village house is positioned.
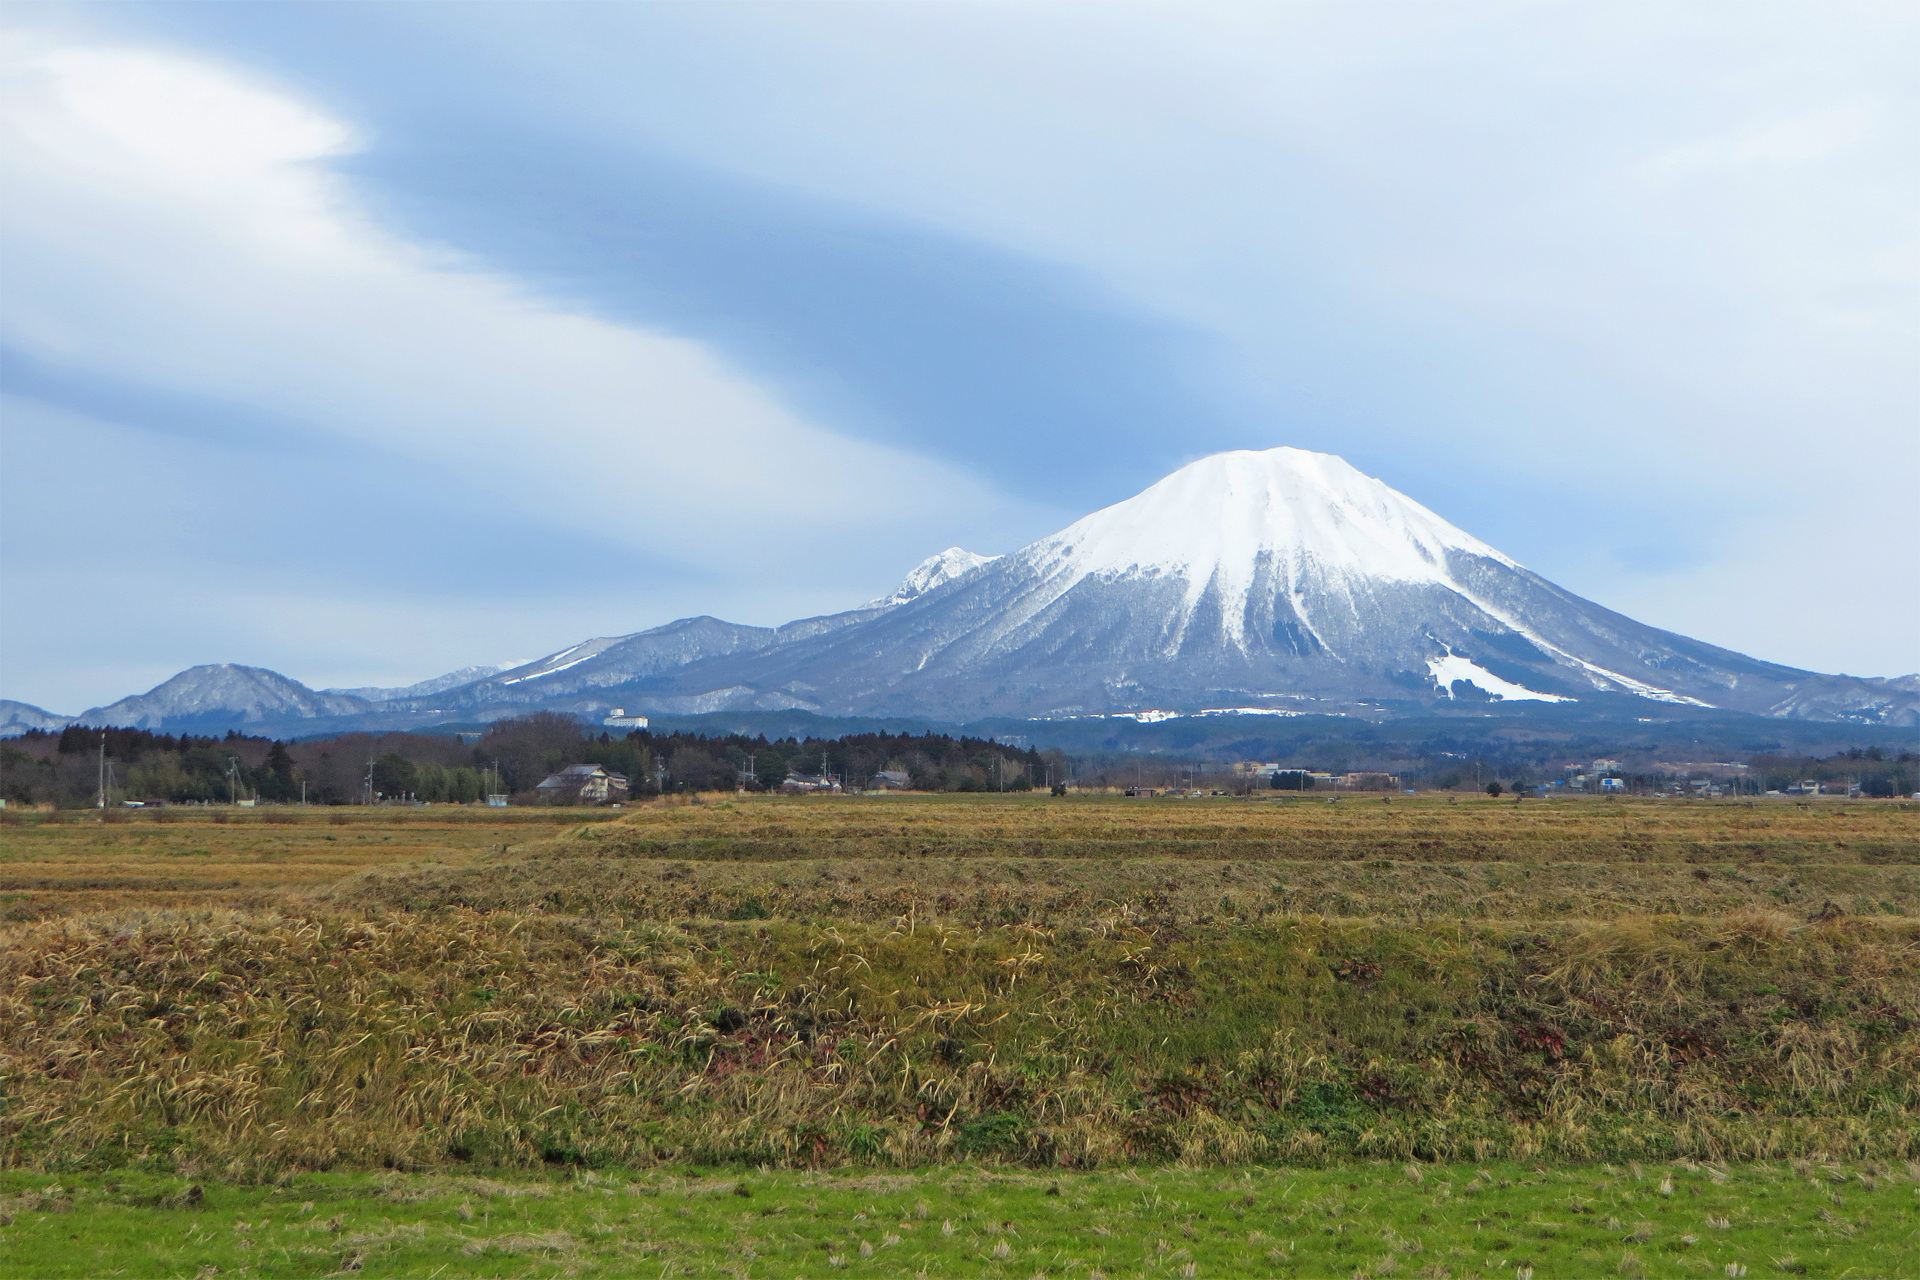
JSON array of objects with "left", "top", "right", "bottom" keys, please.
[{"left": 535, "top": 763, "right": 629, "bottom": 804}]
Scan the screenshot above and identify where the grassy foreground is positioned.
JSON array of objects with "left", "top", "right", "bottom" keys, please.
[
  {"left": 6, "top": 894, "right": 1920, "bottom": 1172},
  {"left": 2, "top": 793, "right": 1917, "bottom": 1278},
  {"left": 4, "top": 1160, "right": 1916, "bottom": 1279}
]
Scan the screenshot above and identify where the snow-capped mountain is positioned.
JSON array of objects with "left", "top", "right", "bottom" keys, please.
[
  {"left": 566, "top": 447, "right": 1903, "bottom": 723},
  {"left": 15, "top": 450, "right": 1916, "bottom": 732},
  {"left": 73, "top": 664, "right": 373, "bottom": 730}
]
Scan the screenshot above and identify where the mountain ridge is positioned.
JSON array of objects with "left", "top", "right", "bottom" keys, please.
[{"left": 8, "top": 449, "right": 1916, "bottom": 734}]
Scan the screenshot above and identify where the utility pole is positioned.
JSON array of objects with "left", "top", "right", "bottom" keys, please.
[
  {"left": 364, "top": 759, "right": 376, "bottom": 806},
  {"left": 97, "top": 731, "right": 107, "bottom": 810}
]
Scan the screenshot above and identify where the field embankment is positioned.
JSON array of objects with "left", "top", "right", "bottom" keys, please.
[{"left": 1, "top": 795, "right": 1916, "bottom": 1178}]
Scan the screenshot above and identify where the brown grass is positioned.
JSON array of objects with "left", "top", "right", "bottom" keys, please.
[
  {"left": 344, "top": 793, "right": 1920, "bottom": 924},
  {"left": 0, "top": 806, "right": 617, "bottom": 919},
  {"left": 0, "top": 793, "right": 1914, "bottom": 1175}
]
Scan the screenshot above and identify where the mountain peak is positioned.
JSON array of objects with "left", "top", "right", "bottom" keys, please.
[
  {"left": 868, "top": 547, "right": 999, "bottom": 608},
  {"left": 76, "top": 663, "right": 370, "bottom": 728},
  {"left": 1030, "top": 448, "right": 1511, "bottom": 605}
]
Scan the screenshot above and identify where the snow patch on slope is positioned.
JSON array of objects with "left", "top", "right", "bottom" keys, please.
[
  {"left": 1428, "top": 655, "right": 1572, "bottom": 703},
  {"left": 499, "top": 638, "right": 627, "bottom": 685},
  {"left": 1055, "top": 707, "right": 1319, "bottom": 723},
  {"left": 1440, "top": 585, "right": 1714, "bottom": 707}
]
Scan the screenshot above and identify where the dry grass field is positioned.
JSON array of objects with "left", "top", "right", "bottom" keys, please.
[
  {"left": 0, "top": 807, "right": 620, "bottom": 920},
  {"left": 343, "top": 792, "right": 1920, "bottom": 925},
  {"left": 3, "top": 794, "right": 1918, "bottom": 1199},
  {"left": 5, "top": 793, "right": 1914, "bottom": 925},
  {"left": 4, "top": 793, "right": 1916, "bottom": 930}
]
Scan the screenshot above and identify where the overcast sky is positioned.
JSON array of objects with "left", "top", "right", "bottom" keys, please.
[{"left": 2, "top": 1, "right": 1914, "bottom": 713}]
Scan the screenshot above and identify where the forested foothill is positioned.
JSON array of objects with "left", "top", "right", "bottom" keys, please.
[{"left": 0, "top": 716, "right": 1052, "bottom": 808}]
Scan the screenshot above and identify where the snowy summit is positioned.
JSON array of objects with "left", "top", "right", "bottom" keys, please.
[
  {"left": 1026, "top": 447, "right": 1511, "bottom": 623},
  {"left": 866, "top": 547, "right": 1000, "bottom": 609}
]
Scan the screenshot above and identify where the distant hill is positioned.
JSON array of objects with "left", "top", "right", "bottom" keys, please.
[
  {"left": 0, "top": 699, "right": 73, "bottom": 736},
  {"left": 322, "top": 666, "right": 507, "bottom": 702},
  {"left": 73, "top": 664, "right": 372, "bottom": 731}
]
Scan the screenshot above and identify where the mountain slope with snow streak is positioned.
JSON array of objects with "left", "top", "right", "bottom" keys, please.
[
  {"left": 365, "top": 550, "right": 989, "bottom": 715},
  {"left": 37, "top": 449, "right": 1916, "bottom": 730},
  {"left": 565, "top": 447, "right": 1912, "bottom": 724}
]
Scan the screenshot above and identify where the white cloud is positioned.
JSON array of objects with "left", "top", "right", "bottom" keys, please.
[
  {"left": 0, "top": 35, "right": 1045, "bottom": 707},
  {"left": 0, "top": 37, "right": 1032, "bottom": 571},
  {"left": 1646, "top": 100, "right": 1878, "bottom": 173}
]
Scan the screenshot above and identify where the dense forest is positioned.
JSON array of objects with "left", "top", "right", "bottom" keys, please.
[{"left": 0, "top": 716, "right": 1055, "bottom": 807}]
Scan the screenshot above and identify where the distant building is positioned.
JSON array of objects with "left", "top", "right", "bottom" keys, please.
[
  {"left": 1338, "top": 772, "right": 1399, "bottom": 791},
  {"left": 603, "top": 707, "right": 649, "bottom": 729},
  {"left": 781, "top": 772, "right": 842, "bottom": 794},
  {"left": 871, "top": 771, "right": 912, "bottom": 790},
  {"left": 536, "top": 763, "right": 630, "bottom": 804}
]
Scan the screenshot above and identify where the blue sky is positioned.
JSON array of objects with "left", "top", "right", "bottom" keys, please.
[{"left": 2, "top": 1, "right": 1915, "bottom": 711}]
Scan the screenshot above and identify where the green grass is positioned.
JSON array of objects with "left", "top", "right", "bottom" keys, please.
[{"left": 3, "top": 1162, "right": 1914, "bottom": 1278}]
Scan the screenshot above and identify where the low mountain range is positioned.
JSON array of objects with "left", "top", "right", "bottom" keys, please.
[{"left": 7, "top": 448, "right": 1915, "bottom": 737}]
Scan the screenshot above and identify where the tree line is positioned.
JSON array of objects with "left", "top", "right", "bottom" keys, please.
[
  {"left": 0, "top": 716, "right": 1053, "bottom": 807},
  {"left": 5, "top": 717, "right": 1909, "bottom": 807}
]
